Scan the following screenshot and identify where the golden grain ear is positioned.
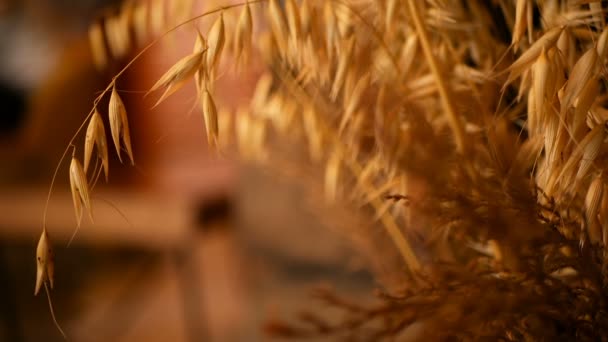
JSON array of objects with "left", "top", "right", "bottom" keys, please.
[
  {"left": 149, "top": 51, "right": 204, "bottom": 106},
  {"left": 234, "top": 1, "right": 253, "bottom": 67},
  {"left": 70, "top": 156, "right": 93, "bottom": 224},
  {"left": 330, "top": 36, "right": 356, "bottom": 101},
  {"left": 506, "top": 26, "right": 563, "bottom": 86},
  {"left": 585, "top": 174, "right": 604, "bottom": 244},
  {"left": 268, "top": 0, "right": 288, "bottom": 54},
  {"left": 35, "top": 229, "right": 54, "bottom": 295},
  {"left": 325, "top": 150, "right": 341, "bottom": 203},
  {"left": 84, "top": 110, "right": 109, "bottom": 181},
  {"left": 285, "top": 0, "right": 301, "bottom": 42},
  {"left": 109, "top": 87, "right": 134, "bottom": 165},
  {"left": 202, "top": 90, "right": 219, "bottom": 147},
  {"left": 512, "top": 0, "right": 528, "bottom": 50},
  {"left": 133, "top": 1, "right": 149, "bottom": 46},
  {"left": 560, "top": 48, "right": 598, "bottom": 115},
  {"left": 206, "top": 13, "right": 225, "bottom": 76},
  {"left": 89, "top": 21, "right": 107, "bottom": 70}
]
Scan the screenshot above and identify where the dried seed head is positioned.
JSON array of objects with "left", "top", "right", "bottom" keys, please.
[
  {"left": 202, "top": 90, "right": 219, "bottom": 147},
  {"left": 89, "top": 21, "right": 107, "bottom": 70},
  {"left": 585, "top": 174, "right": 604, "bottom": 244},
  {"left": 512, "top": 0, "right": 528, "bottom": 50},
  {"left": 193, "top": 30, "right": 207, "bottom": 92},
  {"left": 325, "top": 150, "right": 341, "bottom": 203},
  {"left": 206, "top": 13, "right": 225, "bottom": 74},
  {"left": 575, "top": 122, "right": 606, "bottom": 182},
  {"left": 109, "top": 87, "right": 134, "bottom": 165},
  {"left": 35, "top": 229, "right": 54, "bottom": 295},
  {"left": 330, "top": 36, "right": 356, "bottom": 101},
  {"left": 506, "top": 26, "right": 563, "bottom": 86},
  {"left": 561, "top": 47, "right": 598, "bottom": 114},
  {"left": 268, "top": 0, "right": 288, "bottom": 54},
  {"left": 133, "top": 1, "right": 149, "bottom": 46},
  {"left": 234, "top": 2, "right": 253, "bottom": 66},
  {"left": 532, "top": 47, "right": 550, "bottom": 130},
  {"left": 84, "top": 109, "right": 109, "bottom": 181},
  {"left": 285, "top": 0, "right": 301, "bottom": 42},
  {"left": 69, "top": 156, "right": 93, "bottom": 224},
  {"left": 150, "top": 0, "right": 165, "bottom": 35},
  {"left": 149, "top": 51, "right": 204, "bottom": 105}
]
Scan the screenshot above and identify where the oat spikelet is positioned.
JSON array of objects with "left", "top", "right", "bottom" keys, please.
[
  {"left": 506, "top": 26, "right": 563, "bottom": 85},
  {"left": 133, "top": 1, "right": 149, "bottom": 46},
  {"left": 69, "top": 156, "right": 93, "bottom": 224},
  {"left": 531, "top": 47, "right": 549, "bottom": 135},
  {"left": 202, "top": 90, "right": 219, "bottom": 147},
  {"left": 84, "top": 109, "right": 109, "bottom": 181},
  {"left": 233, "top": 1, "right": 253, "bottom": 67},
  {"left": 512, "top": 0, "right": 528, "bottom": 50},
  {"left": 575, "top": 122, "right": 606, "bottom": 183},
  {"left": 268, "top": 0, "right": 288, "bottom": 55},
  {"left": 109, "top": 87, "right": 134, "bottom": 165},
  {"left": 285, "top": 0, "right": 301, "bottom": 42},
  {"left": 35, "top": 229, "right": 54, "bottom": 296},
  {"left": 206, "top": 13, "right": 225, "bottom": 76},
  {"left": 560, "top": 48, "right": 598, "bottom": 115},
  {"left": 89, "top": 21, "right": 107, "bottom": 70},
  {"left": 149, "top": 51, "right": 204, "bottom": 105},
  {"left": 325, "top": 150, "right": 341, "bottom": 203},
  {"left": 150, "top": 0, "right": 165, "bottom": 35},
  {"left": 330, "top": 36, "right": 356, "bottom": 101},
  {"left": 585, "top": 174, "right": 604, "bottom": 244}
]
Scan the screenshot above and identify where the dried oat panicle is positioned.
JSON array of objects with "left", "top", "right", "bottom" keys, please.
[
  {"left": 35, "top": 229, "right": 54, "bottom": 296},
  {"left": 109, "top": 86, "right": 134, "bottom": 165},
  {"left": 68, "top": 1, "right": 608, "bottom": 339}
]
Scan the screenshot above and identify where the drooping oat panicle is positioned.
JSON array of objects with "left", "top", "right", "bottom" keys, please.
[
  {"left": 69, "top": 156, "right": 93, "bottom": 224},
  {"left": 35, "top": 229, "right": 54, "bottom": 296},
  {"left": 206, "top": 13, "right": 225, "bottom": 75},
  {"left": 84, "top": 109, "right": 109, "bottom": 181},
  {"left": 202, "top": 90, "right": 219, "bottom": 146},
  {"left": 109, "top": 87, "right": 134, "bottom": 165},
  {"left": 89, "top": 21, "right": 107, "bottom": 70}
]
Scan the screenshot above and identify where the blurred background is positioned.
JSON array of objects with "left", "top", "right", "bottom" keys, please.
[{"left": 0, "top": 0, "right": 377, "bottom": 341}]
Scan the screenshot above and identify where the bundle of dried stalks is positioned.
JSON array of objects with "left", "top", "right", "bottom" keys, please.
[{"left": 36, "top": 0, "right": 608, "bottom": 340}]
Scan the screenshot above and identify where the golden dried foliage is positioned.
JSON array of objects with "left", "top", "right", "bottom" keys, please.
[{"left": 40, "top": 0, "right": 608, "bottom": 340}]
